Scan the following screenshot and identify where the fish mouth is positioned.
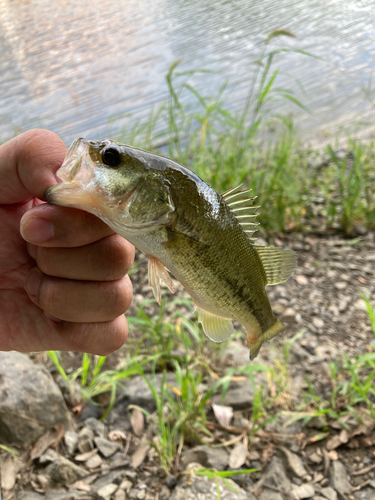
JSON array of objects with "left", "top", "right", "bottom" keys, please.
[{"left": 45, "top": 138, "right": 99, "bottom": 208}]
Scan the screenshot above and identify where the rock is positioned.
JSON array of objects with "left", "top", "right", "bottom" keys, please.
[
  {"left": 254, "top": 457, "right": 292, "bottom": 498},
  {"left": 280, "top": 447, "right": 308, "bottom": 478},
  {"left": 114, "top": 490, "right": 126, "bottom": 500},
  {"left": 94, "top": 436, "right": 120, "bottom": 458},
  {"left": 77, "top": 426, "right": 95, "bottom": 453},
  {"left": 292, "top": 484, "right": 315, "bottom": 499},
  {"left": 85, "top": 452, "right": 103, "bottom": 469},
  {"left": 17, "top": 494, "right": 45, "bottom": 500},
  {"left": 0, "top": 352, "right": 71, "bottom": 446},
  {"left": 211, "top": 375, "right": 267, "bottom": 410},
  {"left": 96, "top": 483, "right": 119, "bottom": 499},
  {"left": 91, "top": 470, "right": 126, "bottom": 494},
  {"left": 180, "top": 445, "right": 228, "bottom": 471},
  {"left": 166, "top": 475, "right": 178, "bottom": 488},
  {"left": 312, "top": 317, "right": 325, "bottom": 329},
  {"left": 107, "top": 373, "right": 176, "bottom": 431},
  {"left": 330, "top": 460, "right": 351, "bottom": 497},
  {"left": 334, "top": 282, "right": 347, "bottom": 290},
  {"left": 170, "top": 470, "right": 248, "bottom": 499},
  {"left": 84, "top": 417, "right": 106, "bottom": 437},
  {"left": 64, "top": 430, "right": 78, "bottom": 455},
  {"left": 42, "top": 452, "right": 87, "bottom": 485},
  {"left": 321, "top": 486, "right": 338, "bottom": 500}
]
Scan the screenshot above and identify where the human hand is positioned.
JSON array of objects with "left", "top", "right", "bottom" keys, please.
[{"left": 0, "top": 129, "right": 134, "bottom": 354}]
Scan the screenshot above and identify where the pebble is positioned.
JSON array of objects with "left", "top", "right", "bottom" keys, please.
[
  {"left": 96, "top": 483, "right": 119, "bottom": 499},
  {"left": 85, "top": 452, "right": 103, "bottom": 469},
  {"left": 321, "top": 486, "right": 338, "bottom": 500},
  {"left": 77, "top": 427, "right": 95, "bottom": 454},
  {"left": 64, "top": 431, "right": 78, "bottom": 456},
  {"left": 312, "top": 317, "right": 325, "bottom": 329},
  {"left": 94, "top": 436, "right": 121, "bottom": 458},
  {"left": 334, "top": 282, "right": 348, "bottom": 291}
]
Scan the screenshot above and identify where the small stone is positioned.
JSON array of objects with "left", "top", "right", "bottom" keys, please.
[
  {"left": 334, "top": 282, "right": 347, "bottom": 290},
  {"left": 330, "top": 461, "right": 351, "bottom": 497},
  {"left": 137, "top": 491, "right": 146, "bottom": 500},
  {"left": 119, "top": 479, "right": 133, "bottom": 491},
  {"left": 280, "top": 447, "right": 308, "bottom": 478},
  {"left": 84, "top": 417, "right": 106, "bottom": 437},
  {"left": 312, "top": 317, "right": 324, "bottom": 329},
  {"left": 308, "top": 452, "right": 322, "bottom": 464},
  {"left": 114, "top": 490, "right": 126, "bottom": 500},
  {"left": 96, "top": 483, "right": 118, "bottom": 499},
  {"left": 43, "top": 454, "right": 87, "bottom": 485},
  {"left": 321, "top": 486, "right": 338, "bottom": 500},
  {"left": 94, "top": 436, "right": 120, "bottom": 458},
  {"left": 166, "top": 475, "right": 178, "bottom": 488},
  {"left": 64, "top": 431, "right": 78, "bottom": 455},
  {"left": 284, "top": 307, "right": 296, "bottom": 317},
  {"left": 295, "top": 275, "right": 308, "bottom": 285},
  {"left": 292, "top": 483, "right": 315, "bottom": 499},
  {"left": 354, "top": 299, "right": 367, "bottom": 311},
  {"left": 78, "top": 427, "right": 95, "bottom": 453},
  {"left": 86, "top": 452, "right": 103, "bottom": 469}
]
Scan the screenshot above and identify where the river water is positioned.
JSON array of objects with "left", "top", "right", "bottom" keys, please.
[{"left": 1, "top": 0, "right": 375, "bottom": 145}]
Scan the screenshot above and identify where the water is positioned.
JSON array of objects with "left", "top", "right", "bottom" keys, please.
[{"left": 1, "top": 0, "right": 375, "bottom": 145}]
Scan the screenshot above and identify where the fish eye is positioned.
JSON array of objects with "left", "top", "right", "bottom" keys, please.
[{"left": 101, "top": 147, "right": 122, "bottom": 167}]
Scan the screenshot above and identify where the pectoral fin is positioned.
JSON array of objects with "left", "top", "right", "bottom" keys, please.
[
  {"left": 197, "top": 307, "right": 234, "bottom": 342},
  {"left": 148, "top": 256, "right": 175, "bottom": 304}
]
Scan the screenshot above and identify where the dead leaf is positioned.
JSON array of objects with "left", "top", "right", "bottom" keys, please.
[
  {"left": 1, "top": 455, "right": 17, "bottom": 491},
  {"left": 131, "top": 437, "right": 150, "bottom": 469},
  {"left": 74, "top": 480, "right": 92, "bottom": 492},
  {"left": 75, "top": 449, "right": 98, "bottom": 462},
  {"left": 212, "top": 403, "right": 233, "bottom": 428},
  {"left": 326, "top": 429, "right": 348, "bottom": 451},
  {"left": 30, "top": 428, "right": 60, "bottom": 461},
  {"left": 228, "top": 442, "right": 247, "bottom": 469},
  {"left": 327, "top": 450, "right": 338, "bottom": 460},
  {"left": 131, "top": 408, "right": 145, "bottom": 436},
  {"left": 108, "top": 430, "right": 127, "bottom": 442}
]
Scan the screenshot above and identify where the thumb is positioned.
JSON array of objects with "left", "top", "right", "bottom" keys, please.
[{"left": 0, "top": 129, "right": 66, "bottom": 205}]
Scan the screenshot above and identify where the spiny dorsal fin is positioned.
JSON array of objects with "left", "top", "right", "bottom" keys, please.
[
  {"left": 253, "top": 245, "right": 297, "bottom": 286},
  {"left": 222, "top": 184, "right": 260, "bottom": 241}
]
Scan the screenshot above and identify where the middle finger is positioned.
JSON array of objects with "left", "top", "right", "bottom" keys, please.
[{"left": 28, "top": 234, "right": 135, "bottom": 281}]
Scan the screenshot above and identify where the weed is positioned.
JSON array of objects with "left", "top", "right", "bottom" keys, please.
[{"left": 193, "top": 467, "right": 258, "bottom": 499}]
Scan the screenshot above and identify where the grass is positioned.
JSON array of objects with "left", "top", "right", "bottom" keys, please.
[{"left": 116, "top": 32, "right": 374, "bottom": 236}]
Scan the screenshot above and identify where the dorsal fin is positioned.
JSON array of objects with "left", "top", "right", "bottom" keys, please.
[
  {"left": 253, "top": 245, "right": 297, "bottom": 285},
  {"left": 222, "top": 184, "right": 260, "bottom": 242}
]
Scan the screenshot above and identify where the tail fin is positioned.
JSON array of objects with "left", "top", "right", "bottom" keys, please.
[{"left": 246, "top": 318, "right": 285, "bottom": 360}]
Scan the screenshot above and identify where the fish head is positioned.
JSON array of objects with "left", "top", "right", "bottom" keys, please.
[{"left": 45, "top": 138, "right": 175, "bottom": 234}]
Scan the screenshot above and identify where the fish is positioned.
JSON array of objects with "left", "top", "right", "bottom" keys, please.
[{"left": 45, "top": 138, "right": 297, "bottom": 359}]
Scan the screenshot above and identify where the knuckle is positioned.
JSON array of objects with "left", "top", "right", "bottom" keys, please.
[
  {"left": 112, "top": 276, "right": 133, "bottom": 315},
  {"left": 106, "top": 235, "right": 134, "bottom": 279}
]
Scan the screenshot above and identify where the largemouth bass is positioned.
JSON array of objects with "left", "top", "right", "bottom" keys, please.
[{"left": 45, "top": 138, "right": 296, "bottom": 359}]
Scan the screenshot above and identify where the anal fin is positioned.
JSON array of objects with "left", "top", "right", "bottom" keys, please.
[
  {"left": 148, "top": 256, "right": 175, "bottom": 304},
  {"left": 197, "top": 307, "right": 234, "bottom": 343}
]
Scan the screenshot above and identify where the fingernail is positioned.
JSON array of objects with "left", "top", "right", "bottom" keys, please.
[
  {"left": 25, "top": 270, "right": 41, "bottom": 298},
  {"left": 21, "top": 217, "right": 54, "bottom": 243}
]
